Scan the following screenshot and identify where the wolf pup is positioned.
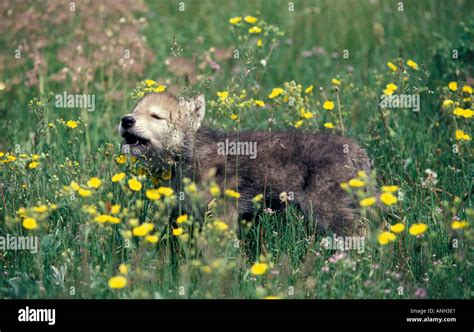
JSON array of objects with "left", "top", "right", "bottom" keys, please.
[{"left": 119, "top": 93, "right": 372, "bottom": 236}]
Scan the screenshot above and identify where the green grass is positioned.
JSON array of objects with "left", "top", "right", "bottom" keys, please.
[{"left": 0, "top": 0, "right": 472, "bottom": 299}]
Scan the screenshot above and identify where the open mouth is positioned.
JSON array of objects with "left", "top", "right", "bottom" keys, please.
[{"left": 122, "top": 132, "right": 150, "bottom": 146}]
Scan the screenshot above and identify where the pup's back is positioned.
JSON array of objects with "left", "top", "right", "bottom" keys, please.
[{"left": 191, "top": 129, "right": 371, "bottom": 235}]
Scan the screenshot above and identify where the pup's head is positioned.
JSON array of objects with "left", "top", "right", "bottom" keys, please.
[{"left": 118, "top": 93, "right": 205, "bottom": 162}]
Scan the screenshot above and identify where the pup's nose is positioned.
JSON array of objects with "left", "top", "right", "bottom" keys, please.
[{"left": 121, "top": 116, "right": 135, "bottom": 129}]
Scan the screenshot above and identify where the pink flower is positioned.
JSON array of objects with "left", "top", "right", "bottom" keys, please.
[
  {"left": 328, "top": 252, "right": 346, "bottom": 263},
  {"left": 414, "top": 288, "right": 427, "bottom": 298}
]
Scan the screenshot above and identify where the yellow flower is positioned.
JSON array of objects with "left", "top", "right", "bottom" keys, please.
[
  {"left": 118, "top": 264, "right": 128, "bottom": 275},
  {"left": 158, "top": 186, "right": 174, "bottom": 197},
  {"left": 442, "top": 99, "right": 454, "bottom": 108},
  {"left": 305, "top": 85, "right": 314, "bottom": 94},
  {"left": 133, "top": 223, "right": 153, "bottom": 237},
  {"left": 17, "top": 207, "right": 27, "bottom": 217},
  {"left": 323, "top": 100, "right": 335, "bottom": 110},
  {"left": 143, "top": 223, "right": 154, "bottom": 231},
  {"left": 217, "top": 91, "right": 228, "bottom": 101},
  {"left": 33, "top": 205, "right": 48, "bottom": 213},
  {"left": 387, "top": 61, "right": 397, "bottom": 72},
  {"left": 69, "top": 181, "right": 80, "bottom": 191},
  {"left": 348, "top": 179, "right": 365, "bottom": 188},
  {"left": 87, "top": 177, "right": 101, "bottom": 189},
  {"left": 111, "top": 172, "right": 125, "bottom": 182},
  {"left": 406, "top": 59, "right": 419, "bottom": 70},
  {"left": 386, "top": 83, "right": 398, "bottom": 91},
  {"left": 409, "top": 223, "right": 428, "bottom": 236},
  {"left": 22, "top": 217, "right": 38, "bottom": 230},
  {"left": 453, "top": 107, "right": 473, "bottom": 118},
  {"left": 257, "top": 39, "right": 263, "bottom": 47},
  {"left": 229, "top": 16, "right": 242, "bottom": 24},
  {"left": 340, "top": 182, "right": 349, "bottom": 190},
  {"left": 145, "top": 234, "right": 159, "bottom": 243},
  {"left": 383, "top": 83, "right": 398, "bottom": 95},
  {"left": 331, "top": 78, "right": 341, "bottom": 86},
  {"left": 82, "top": 205, "right": 97, "bottom": 215},
  {"left": 108, "top": 276, "right": 127, "bottom": 289},
  {"left": 303, "top": 112, "right": 314, "bottom": 119},
  {"left": 250, "top": 262, "right": 268, "bottom": 275},
  {"left": 128, "top": 178, "right": 142, "bottom": 191},
  {"left": 248, "top": 26, "right": 262, "bottom": 34},
  {"left": 357, "top": 170, "right": 367, "bottom": 178},
  {"left": 116, "top": 155, "right": 127, "bottom": 164},
  {"left": 145, "top": 189, "right": 161, "bottom": 200},
  {"left": 225, "top": 189, "right": 241, "bottom": 199},
  {"left": 268, "top": 88, "right": 284, "bottom": 99},
  {"left": 324, "top": 122, "right": 334, "bottom": 129},
  {"left": 359, "top": 197, "right": 376, "bottom": 207},
  {"left": 8, "top": 155, "right": 17, "bottom": 162},
  {"left": 209, "top": 185, "right": 221, "bottom": 196},
  {"left": 462, "top": 85, "right": 472, "bottom": 94},
  {"left": 244, "top": 15, "right": 257, "bottom": 23},
  {"left": 451, "top": 220, "right": 470, "bottom": 230},
  {"left": 66, "top": 120, "right": 78, "bottom": 129},
  {"left": 380, "top": 192, "right": 397, "bottom": 205},
  {"left": 254, "top": 100, "right": 265, "bottom": 107},
  {"left": 448, "top": 81, "right": 458, "bottom": 91},
  {"left": 176, "top": 214, "right": 188, "bottom": 224},
  {"left": 173, "top": 227, "right": 184, "bottom": 236},
  {"left": 252, "top": 193, "right": 263, "bottom": 203},
  {"left": 382, "top": 185, "right": 399, "bottom": 193},
  {"left": 390, "top": 223, "right": 405, "bottom": 234},
  {"left": 153, "top": 85, "right": 166, "bottom": 93},
  {"left": 31, "top": 154, "right": 40, "bottom": 161},
  {"left": 213, "top": 220, "right": 229, "bottom": 231},
  {"left": 378, "top": 231, "right": 396, "bottom": 245},
  {"left": 122, "top": 230, "right": 132, "bottom": 239},
  {"left": 264, "top": 296, "right": 282, "bottom": 300},
  {"left": 94, "top": 214, "right": 119, "bottom": 224},
  {"left": 455, "top": 129, "right": 471, "bottom": 141},
  {"left": 78, "top": 188, "right": 92, "bottom": 197},
  {"left": 145, "top": 79, "right": 156, "bottom": 86},
  {"left": 230, "top": 114, "right": 238, "bottom": 121},
  {"left": 110, "top": 204, "right": 120, "bottom": 214},
  {"left": 294, "top": 120, "right": 303, "bottom": 128},
  {"left": 201, "top": 266, "right": 212, "bottom": 274},
  {"left": 28, "top": 161, "right": 40, "bottom": 169}
]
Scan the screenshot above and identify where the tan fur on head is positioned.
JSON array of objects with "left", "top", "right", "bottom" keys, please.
[{"left": 118, "top": 93, "right": 205, "bottom": 163}]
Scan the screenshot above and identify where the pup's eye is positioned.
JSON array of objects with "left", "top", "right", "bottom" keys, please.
[{"left": 151, "top": 114, "right": 164, "bottom": 120}]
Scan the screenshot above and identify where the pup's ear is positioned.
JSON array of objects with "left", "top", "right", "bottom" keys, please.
[{"left": 188, "top": 94, "right": 205, "bottom": 131}]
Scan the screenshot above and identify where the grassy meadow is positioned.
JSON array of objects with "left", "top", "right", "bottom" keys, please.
[{"left": 0, "top": 0, "right": 473, "bottom": 299}]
